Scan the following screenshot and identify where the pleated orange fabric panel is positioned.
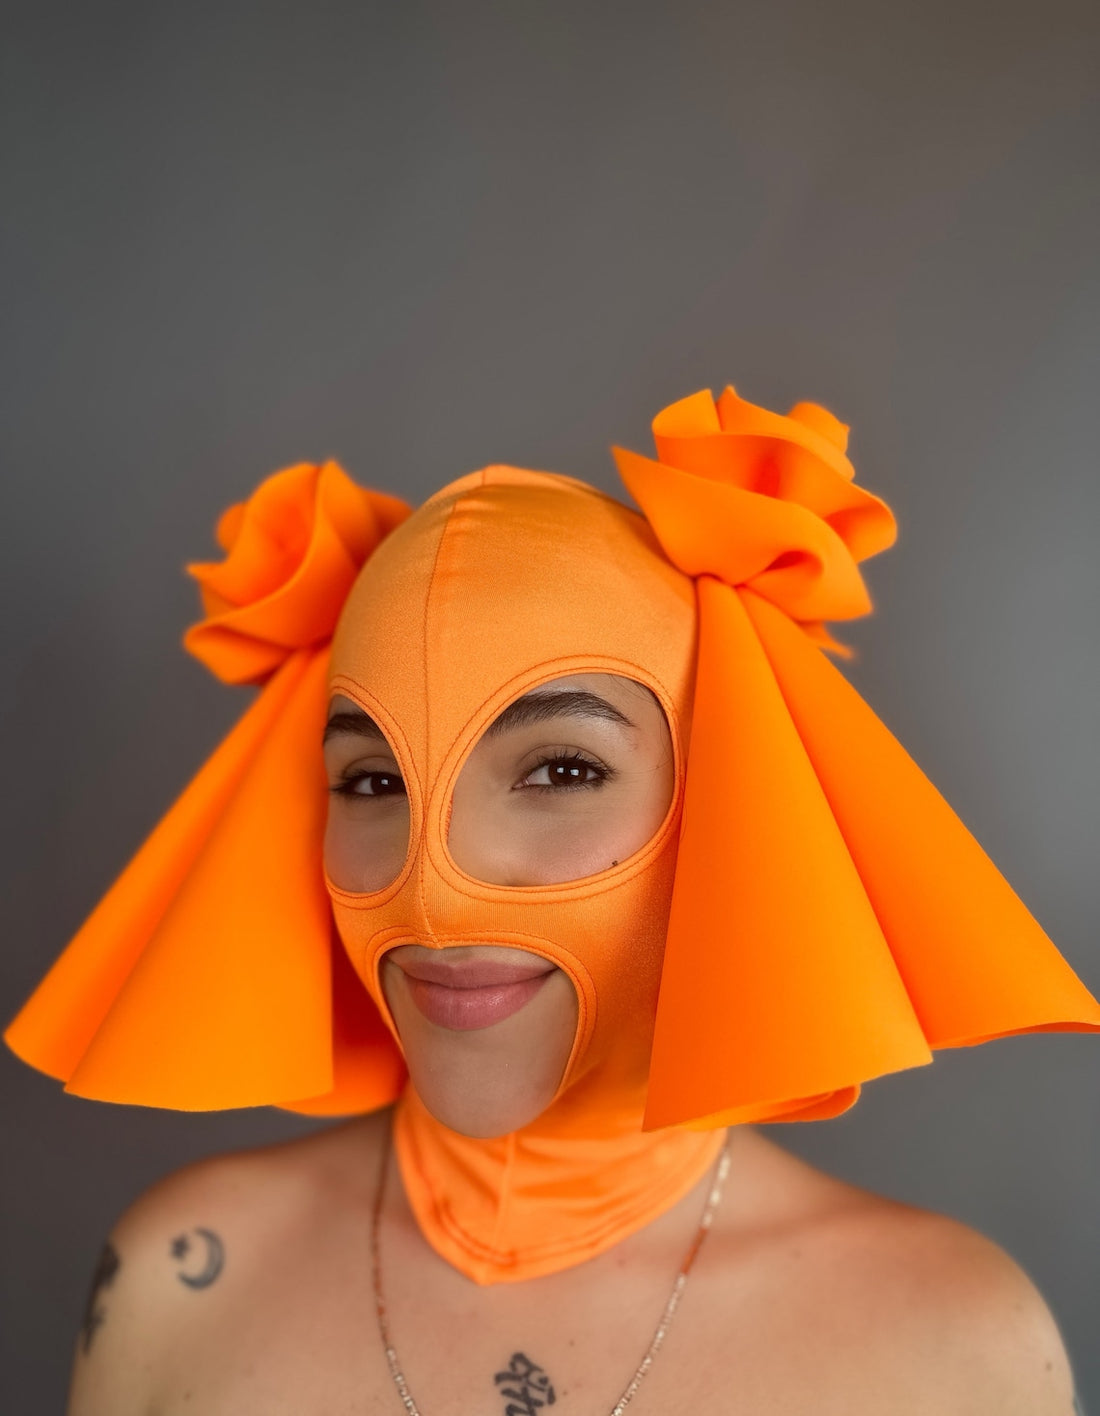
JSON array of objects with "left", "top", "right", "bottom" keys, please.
[
  {"left": 5, "top": 462, "right": 410, "bottom": 1111},
  {"left": 747, "top": 590, "right": 1099, "bottom": 1049},
  {"left": 614, "top": 387, "right": 1100, "bottom": 1130}
]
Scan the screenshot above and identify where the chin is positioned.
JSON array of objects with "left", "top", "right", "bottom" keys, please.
[
  {"left": 382, "top": 960, "right": 579, "bottom": 1138},
  {"left": 411, "top": 1077, "right": 554, "bottom": 1139}
]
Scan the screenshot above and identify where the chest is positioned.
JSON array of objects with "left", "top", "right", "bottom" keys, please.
[{"left": 145, "top": 1225, "right": 935, "bottom": 1416}]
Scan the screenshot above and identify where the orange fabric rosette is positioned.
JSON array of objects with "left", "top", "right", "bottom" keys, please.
[
  {"left": 613, "top": 387, "right": 1100, "bottom": 1129},
  {"left": 5, "top": 461, "right": 411, "bottom": 1111}
]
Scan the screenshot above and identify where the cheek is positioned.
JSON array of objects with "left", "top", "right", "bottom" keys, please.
[
  {"left": 323, "top": 801, "right": 411, "bottom": 892},
  {"left": 449, "top": 756, "right": 676, "bottom": 887},
  {"left": 574, "top": 760, "right": 675, "bottom": 868},
  {"left": 532, "top": 806, "right": 658, "bottom": 878},
  {"left": 450, "top": 797, "right": 656, "bottom": 886}
]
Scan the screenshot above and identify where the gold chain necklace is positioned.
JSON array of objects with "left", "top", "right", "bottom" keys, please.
[{"left": 370, "top": 1126, "right": 732, "bottom": 1416}]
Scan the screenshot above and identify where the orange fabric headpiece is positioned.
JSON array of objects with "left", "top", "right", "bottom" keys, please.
[{"left": 7, "top": 388, "right": 1098, "bottom": 1280}]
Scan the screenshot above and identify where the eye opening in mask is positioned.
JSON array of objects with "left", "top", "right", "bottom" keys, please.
[
  {"left": 322, "top": 685, "right": 421, "bottom": 899},
  {"left": 438, "top": 669, "right": 681, "bottom": 892},
  {"left": 322, "top": 668, "right": 683, "bottom": 899}
]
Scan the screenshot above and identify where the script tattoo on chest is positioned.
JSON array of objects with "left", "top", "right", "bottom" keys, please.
[
  {"left": 81, "top": 1242, "right": 120, "bottom": 1352},
  {"left": 493, "top": 1351, "right": 557, "bottom": 1415}
]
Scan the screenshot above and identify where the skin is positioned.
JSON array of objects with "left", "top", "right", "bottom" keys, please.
[
  {"left": 322, "top": 672, "right": 674, "bottom": 1137},
  {"left": 65, "top": 1121, "right": 1079, "bottom": 1415},
  {"left": 65, "top": 674, "right": 1080, "bottom": 1414}
]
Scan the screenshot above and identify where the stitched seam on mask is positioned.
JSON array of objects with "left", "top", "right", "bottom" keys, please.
[{"left": 415, "top": 487, "right": 472, "bottom": 934}]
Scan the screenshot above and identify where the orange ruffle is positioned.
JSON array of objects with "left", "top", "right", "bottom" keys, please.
[
  {"left": 185, "top": 460, "right": 410, "bottom": 684},
  {"left": 615, "top": 386, "right": 896, "bottom": 653}
]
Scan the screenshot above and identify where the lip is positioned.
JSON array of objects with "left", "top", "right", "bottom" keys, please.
[
  {"left": 398, "top": 956, "right": 554, "bottom": 988},
  {"left": 393, "top": 955, "right": 556, "bottom": 1031}
]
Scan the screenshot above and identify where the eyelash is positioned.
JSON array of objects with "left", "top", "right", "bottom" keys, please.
[
  {"left": 519, "top": 750, "right": 615, "bottom": 792},
  {"left": 329, "top": 771, "right": 405, "bottom": 800},
  {"left": 328, "top": 751, "right": 614, "bottom": 800}
]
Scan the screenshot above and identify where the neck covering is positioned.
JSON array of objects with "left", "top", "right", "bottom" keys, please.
[{"left": 6, "top": 387, "right": 1098, "bottom": 1286}]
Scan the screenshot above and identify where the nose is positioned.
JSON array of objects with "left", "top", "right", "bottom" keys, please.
[
  {"left": 446, "top": 821, "right": 537, "bottom": 887},
  {"left": 444, "top": 764, "right": 534, "bottom": 885}
]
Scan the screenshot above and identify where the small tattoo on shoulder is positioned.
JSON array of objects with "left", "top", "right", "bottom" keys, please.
[
  {"left": 81, "top": 1242, "right": 121, "bottom": 1353},
  {"left": 169, "top": 1227, "right": 225, "bottom": 1289},
  {"left": 493, "top": 1352, "right": 557, "bottom": 1414}
]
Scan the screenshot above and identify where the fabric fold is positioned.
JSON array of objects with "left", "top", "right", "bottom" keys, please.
[
  {"left": 394, "top": 1086, "right": 725, "bottom": 1285},
  {"left": 281, "top": 923, "right": 407, "bottom": 1117},
  {"left": 644, "top": 579, "right": 935, "bottom": 1130},
  {"left": 186, "top": 461, "right": 411, "bottom": 685},
  {"left": 743, "top": 589, "right": 1100, "bottom": 1048},
  {"left": 6, "top": 458, "right": 412, "bottom": 1110},
  {"left": 5, "top": 651, "right": 344, "bottom": 1106},
  {"left": 622, "top": 388, "right": 1100, "bottom": 1130}
]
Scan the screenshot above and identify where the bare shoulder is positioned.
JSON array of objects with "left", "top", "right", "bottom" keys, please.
[
  {"left": 66, "top": 1110, "right": 390, "bottom": 1415},
  {"left": 712, "top": 1130, "right": 1078, "bottom": 1415}
]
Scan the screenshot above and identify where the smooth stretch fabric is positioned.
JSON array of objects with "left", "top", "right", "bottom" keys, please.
[
  {"left": 325, "top": 462, "right": 723, "bottom": 1279},
  {"left": 7, "top": 387, "right": 1099, "bottom": 1285}
]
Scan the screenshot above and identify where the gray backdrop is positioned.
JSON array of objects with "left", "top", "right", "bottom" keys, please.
[{"left": 2, "top": 1, "right": 1097, "bottom": 1410}]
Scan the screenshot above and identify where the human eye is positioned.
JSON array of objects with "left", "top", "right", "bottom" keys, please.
[
  {"left": 329, "top": 768, "right": 407, "bottom": 799},
  {"left": 518, "top": 751, "right": 615, "bottom": 791}
]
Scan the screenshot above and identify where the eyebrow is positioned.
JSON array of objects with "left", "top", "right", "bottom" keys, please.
[
  {"left": 323, "top": 709, "right": 387, "bottom": 744},
  {"left": 485, "top": 689, "right": 635, "bottom": 738},
  {"left": 322, "top": 690, "right": 636, "bottom": 745}
]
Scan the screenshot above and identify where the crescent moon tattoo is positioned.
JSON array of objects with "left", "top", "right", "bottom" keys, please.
[{"left": 170, "top": 1228, "right": 225, "bottom": 1289}]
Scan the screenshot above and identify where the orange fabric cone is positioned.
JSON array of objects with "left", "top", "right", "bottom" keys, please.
[
  {"left": 5, "top": 461, "right": 410, "bottom": 1111},
  {"left": 614, "top": 387, "right": 1100, "bottom": 1130},
  {"left": 745, "top": 589, "right": 1100, "bottom": 1048},
  {"left": 643, "top": 578, "right": 933, "bottom": 1129}
]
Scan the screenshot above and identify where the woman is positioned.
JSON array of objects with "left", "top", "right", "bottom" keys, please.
[{"left": 7, "top": 386, "right": 1097, "bottom": 1414}]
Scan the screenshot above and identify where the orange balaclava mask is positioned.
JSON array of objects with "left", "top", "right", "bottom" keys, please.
[
  {"left": 7, "top": 387, "right": 1099, "bottom": 1288},
  {"left": 324, "top": 466, "right": 722, "bottom": 1282}
]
